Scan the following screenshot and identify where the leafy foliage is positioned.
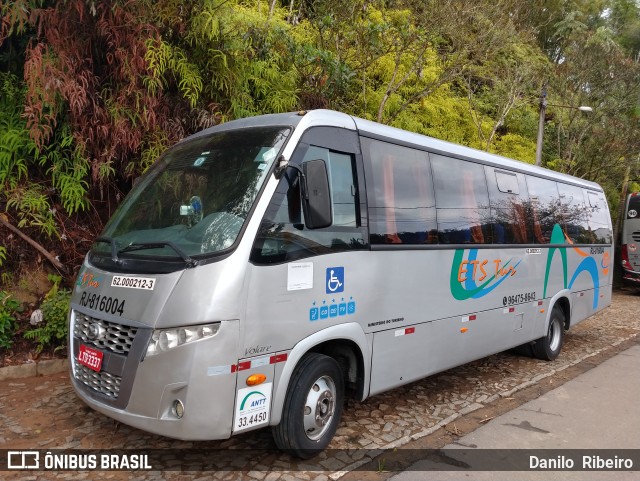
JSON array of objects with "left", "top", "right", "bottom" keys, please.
[
  {"left": 0, "top": 73, "right": 33, "bottom": 190},
  {"left": 144, "top": 39, "right": 203, "bottom": 108},
  {"left": 0, "top": 72, "right": 84, "bottom": 244},
  {"left": 24, "top": 275, "right": 70, "bottom": 353},
  {"left": 5, "top": 184, "right": 58, "bottom": 238},
  {"left": 42, "top": 130, "right": 90, "bottom": 215},
  {"left": 0, "top": 291, "right": 22, "bottom": 349},
  {"left": 188, "top": 2, "right": 300, "bottom": 118},
  {"left": 0, "top": 0, "right": 639, "bottom": 284},
  {"left": 492, "top": 133, "right": 537, "bottom": 165}
]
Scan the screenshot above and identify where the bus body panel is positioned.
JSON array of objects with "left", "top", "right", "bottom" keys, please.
[
  {"left": 369, "top": 305, "right": 521, "bottom": 395},
  {"left": 243, "top": 251, "right": 373, "bottom": 425},
  {"left": 73, "top": 261, "right": 184, "bottom": 326},
  {"left": 153, "top": 256, "right": 249, "bottom": 330},
  {"left": 625, "top": 250, "right": 640, "bottom": 276},
  {"left": 363, "top": 245, "right": 610, "bottom": 394},
  {"left": 244, "top": 241, "right": 611, "bottom": 400}
]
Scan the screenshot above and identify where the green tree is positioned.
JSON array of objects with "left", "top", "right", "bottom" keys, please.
[
  {"left": 606, "top": 0, "right": 640, "bottom": 58},
  {"left": 1, "top": 0, "right": 640, "bottom": 286}
]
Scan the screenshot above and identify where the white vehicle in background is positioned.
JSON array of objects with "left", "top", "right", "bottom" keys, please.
[{"left": 68, "top": 110, "right": 613, "bottom": 458}]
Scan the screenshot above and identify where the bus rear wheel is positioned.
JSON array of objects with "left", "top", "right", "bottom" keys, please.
[
  {"left": 272, "top": 353, "right": 344, "bottom": 459},
  {"left": 532, "top": 305, "right": 565, "bottom": 361}
]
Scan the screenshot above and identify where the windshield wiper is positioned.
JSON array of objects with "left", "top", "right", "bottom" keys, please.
[
  {"left": 95, "top": 236, "right": 119, "bottom": 262},
  {"left": 117, "top": 241, "right": 198, "bottom": 267}
]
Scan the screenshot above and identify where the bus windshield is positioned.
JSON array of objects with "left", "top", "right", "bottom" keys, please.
[
  {"left": 627, "top": 194, "right": 640, "bottom": 218},
  {"left": 91, "top": 126, "right": 289, "bottom": 266}
]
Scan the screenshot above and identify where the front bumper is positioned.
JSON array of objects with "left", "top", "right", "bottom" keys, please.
[
  {"left": 622, "top": 268, "right": 640, "bottom": 285},
  {"left": 69, "top": 312, "right": 240, "bottom": 440}
]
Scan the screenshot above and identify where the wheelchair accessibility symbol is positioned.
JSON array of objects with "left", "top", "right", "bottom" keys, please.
[{"left": 326, "top": 267, "right": 344, "bottom": 294}]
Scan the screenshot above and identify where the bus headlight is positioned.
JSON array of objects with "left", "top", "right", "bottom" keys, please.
[{"left": 146, "top": 323, "right": 220, "bottom": 357}]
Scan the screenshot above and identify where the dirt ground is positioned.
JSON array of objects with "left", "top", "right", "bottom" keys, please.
[{"left": 1, "top": 269, "right": 68, "bottom": 368}]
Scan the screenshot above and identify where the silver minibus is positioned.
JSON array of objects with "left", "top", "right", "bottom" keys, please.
[{"left": 69, "top": 110, "right": 613, "bottom": 457}]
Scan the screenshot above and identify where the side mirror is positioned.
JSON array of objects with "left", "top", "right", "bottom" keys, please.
[{"left": 302, "top": 159, "right": 332, "bottom": 229}]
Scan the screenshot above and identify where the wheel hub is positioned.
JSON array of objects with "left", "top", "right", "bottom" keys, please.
[
  {"left": 549, "top": 318, "right": 561, "bottom": 352},
  {"left": 303, "top": 376, "right": 336, "bottom": 440},
  {"left": 315, "top": 391, "right": 333, "bottom": 425}
]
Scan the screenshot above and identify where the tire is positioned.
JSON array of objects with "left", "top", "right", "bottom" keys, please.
[
  {"left": 532, "top": 305, "right": 565, "bottom": 361},
  {"left": 272, "top": 353, "right": 344, "bottom": 459}
]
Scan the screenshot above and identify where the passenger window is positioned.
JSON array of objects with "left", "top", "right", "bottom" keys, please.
[
  {"left": 362, "top": 138, "right": 437, "bottom": 244},
  {"left": 431, "top": 155, "right": 490, "bottom": 244},
  {"left": 526, "top": 176, "right": 561, "bottom": 244},
  {"left": 586, "top": 191, "right": 612, "bottom": 244},
  {"left": 486, "top": 167, "right": 532, "bottom": 244},
  {"left": 495, "top": 171, "right": 519, "bottom": 194},
  {"left": 324, "top": 150, "right": 357, "bottom": 227},
  {"left": 587, "top": 191, "right": 609, "bottom": 225},
  {"left": 557, "top": 184, "right": 591, "bottom": 243},
  {"left": 250, "top": 145, "right": 366, "bottom": 264}
]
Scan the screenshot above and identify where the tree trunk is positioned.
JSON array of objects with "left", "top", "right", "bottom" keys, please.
[
  {"left": 268, "top": 0, "right": 277, "bottom": 20},
  {"left": 0, "top": 215, "right": 67, "bottom": 273}
]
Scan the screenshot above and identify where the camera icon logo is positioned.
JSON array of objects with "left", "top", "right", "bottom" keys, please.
[{"left": 7, "top": 451, "right": 40, "bottom": 469}]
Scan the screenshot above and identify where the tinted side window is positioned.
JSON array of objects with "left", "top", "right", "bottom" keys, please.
[
  {"left": 363, "top": 138, "right": 437, "bottom": 244},
  {"left": 557, "top": 184, "right": 591, "bottom": 243},
  {"left": 250, "top": 145, "right": 366, "bottom": 264},
  {"left": 305, "top": 146, "right": 357, "bottom": 227},
  {"left": 526, "top": 176, "right": 561, "bottom": 244},
  {"left": 587, "top": 191, "right": 612, "bottom": 244},
  {"left": 495, "top": 171, "right": 519, "bottom": 194},
  {"left": 486, "top": 168, "right": 533, "bottom": 244},
  {"left": 432, "top": 155, "right": 490, "bottom": 244}
]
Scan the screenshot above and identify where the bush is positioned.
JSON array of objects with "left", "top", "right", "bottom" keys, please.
[
  {"left": 0, "top": 291, "right": 22, "bottom": 349},
  {"left": 24, "top": 277, "right": 71, "bottom": 353}
]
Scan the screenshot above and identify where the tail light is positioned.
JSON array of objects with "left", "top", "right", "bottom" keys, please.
[{"left": 621, "top": 244, "right": 632, "bottom": 270}]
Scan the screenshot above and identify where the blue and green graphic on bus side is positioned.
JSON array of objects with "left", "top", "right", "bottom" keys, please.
[{"left": 451, "top": 224, "right": 607, "bottom": 309}]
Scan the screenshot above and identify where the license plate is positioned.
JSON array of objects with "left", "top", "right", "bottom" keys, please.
[{"left": 78, "top": 344, "right": 104, "bottom": 372}]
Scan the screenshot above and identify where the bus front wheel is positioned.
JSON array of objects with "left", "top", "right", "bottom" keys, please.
[
  {"left": 532, "top": 305, "right": 565, "bottom": 361},
  {"left": 272, "top": 353, "right": 344, "bottom": 459}
]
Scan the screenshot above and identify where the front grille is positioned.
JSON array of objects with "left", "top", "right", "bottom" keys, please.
[
  {"left": 73, "top": 359, "right": 122, "bottom": 398},
  {"left": 73, "top": 312, "right": 137, "bottom": 354},
  {"left": 632, "top": 231, "right": 640, "bottom": 242}
]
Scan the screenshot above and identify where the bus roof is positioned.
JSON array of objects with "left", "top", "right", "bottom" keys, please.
[{"left": 187, "top": 109, "right": 603, "bottom": 191}]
